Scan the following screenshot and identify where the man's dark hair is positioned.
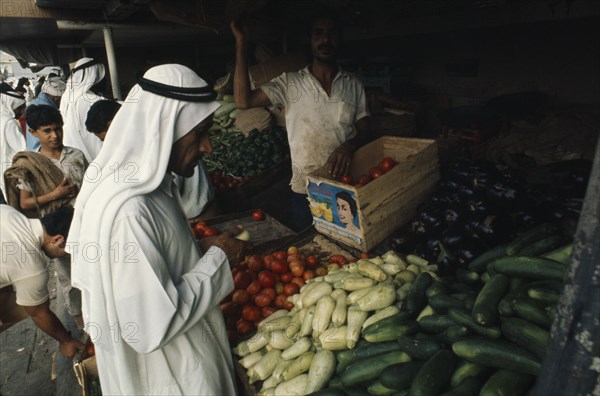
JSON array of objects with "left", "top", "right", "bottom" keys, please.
[
  {"left": 307, "top": 9, "right": 343, "bottom": 37},
  {"left": 40, "top": 207, "right": 74, "bottom": 237},
  {"left": 15, "top": 86, "right": 26, "bottom": 95},
  {"left": 17, "top": 77, "right": 29, "bottom": 88},
  {"left": 336, "top": 191, "right": 357, "bottom": 217},
  {"left": 26, "top": 105, "right": 64, "bottom": 130},
  {"left": 86, "top": 100, "right": 121, "bottom": 133}
]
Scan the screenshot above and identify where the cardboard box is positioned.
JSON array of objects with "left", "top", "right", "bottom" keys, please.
[{"left": 306, "top": 136, "right": 440, "bottom": 251}]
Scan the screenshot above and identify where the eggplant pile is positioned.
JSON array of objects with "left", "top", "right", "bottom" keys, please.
[{"left": 390, "top": 159, "right": 585, "bottom": 276}]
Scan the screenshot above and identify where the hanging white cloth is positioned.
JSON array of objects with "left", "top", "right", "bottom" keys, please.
[
  {"left": 66, "top": 64, "right": 234, "bottom": 395},
  {"left": 60, "top": 58, "right": 105, "bottom": 162},
  {"left": 173, "top": 160, "right": 214, "bottom": 218},
  {"left": 1, "top": 92, "right": 26, "bottom": 198}
]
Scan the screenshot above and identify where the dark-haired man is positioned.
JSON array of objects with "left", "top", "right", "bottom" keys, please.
[
  {"left": 85, "top": 99, "right": 121, "bottom": 142},
  {"left": 231, "top": 13, "right": 371, "bottom": 230},
  {"left": 0, "top": 205, "right": 84, "bottom": 357}
]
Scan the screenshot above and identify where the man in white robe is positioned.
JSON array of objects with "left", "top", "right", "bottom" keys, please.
[
  {"left": 60, "top": 58, "right": 106, "bottom": 162},
  {"left": 1, "top": 91, "right": 26, "bottom": 200},
  {"left": 66, "top": 64, "right": 244, "bottom": 395}
]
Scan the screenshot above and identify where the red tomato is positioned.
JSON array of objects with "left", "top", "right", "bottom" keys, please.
[
  {"left": 354, "top": 183, "right": 365, "bottom": 188},
  {"left": 247, "top": 255, "right": 264, "bottom": 272},
  {"left": 241, "top": 304, "right": 261, "bottom": 322},
  {"left": 258, "top": 271, "right": 276, "bottom": 288},
  {"left": 233, "top": 271, "right": 253, "bottom": 290},
  {"left": 203, "top": 228, "right": 221, "bottom": 237},
  {"left": 280, "top": 272, "right": 294, "bottom": 283},
  {"left": 283, "top": 283, "right": 299, "bottom": 296},
  {"left": 271, "top": 259, "right": 289, "bottom": 274},
  {"left": 360, "top": 252, "right": 369, "bottom": 259},
  {"left": 369, "top": 167, "right": 383, "bottom": 180},
  {"left": 231, "top": 289, "right": 250, "bottom": 305},
  {"left": 251, "top": 210, "right": 265, "bottom": 221},
  {"left": 262, "top": 287, "right": 276, "bottom": 300},
  {"left": 380, "top": 157, "right": 396, "bottom": 173},
  {"left": 305, "top": 255, "right": 319, "bottom": 268},
  {"left": 315, "top": 267, "right": 328, "bottom": 277},
  {"left": 291, "top": 277, "right": 305, "bottom": 288},
  {"left": 329, "top": 254, "right": 348, "bottom": 266},
  {"left": 246, "top": 280, "right": 262, "bottom": 296},
  {"left": 357, "top": 174, "right": 371, "bottom": 185},
  {"left": 262, "top": 255, "right": 274, "bottom": 270},
  {"left": 193, "top": 221, "right": 207, "bottom": 233},
  {"left": 287, "top": 254, "right": 299, "bottom": 263},
  {"left": 340, "top": 175, "right": 353, "bottom": 184},
  {"left": 283, "top": 299, "right": 295, "bottom": 310},
  {"left": 287, "top": 246, "right": 299, "bottom": 255},
  {"left": 289, "top": 261, "right": 305, "bottom": 277},
  {"left": 261, "top": 306, "right": 278, "bottom": 318},
  {"left": 303, "top": 270, "right": 315, "bottom": 281},
  {"left": 236, "top": 319, "right": 255, "bottom": 336},
  {"left": 273, "top": 251, "right": 287, "bottom": 261},
  {"left": 274, "top": 293, "right": 287, "bottom": 308},
  {"left": 254, "top": 292, "right": 273, "bottom": 308}
]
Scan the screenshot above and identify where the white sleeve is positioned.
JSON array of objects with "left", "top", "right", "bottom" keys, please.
[
  {"left": 259, "top": 73, "right": 288, "bottom": 107},
  {"left": 354, "top": 81, "right": 369, "bottom": 122},
  {"left": 5, "top": 121, "right": 26, "bottom": 159},
  {"left": 110, "top": 213, "right": 233, "bottom": 354}
]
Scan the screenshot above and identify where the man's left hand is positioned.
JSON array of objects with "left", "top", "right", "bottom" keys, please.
[
  {"left": 327, "top": 142, "right": 355, "bottom": 179},
  {"left": 199, "top": 225, "right": 250, "bottom": 263}
]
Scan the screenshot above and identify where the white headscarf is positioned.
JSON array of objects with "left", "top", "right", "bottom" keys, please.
[
  {"left": 67, "top": 64, "right": 219, "bottom": 352},
  {"left": 60, "top": 57, "right": 106, "bottom": 161},
  {"left": 41, "top": 77, "right": 66, "bottom": 97},
  {"left": 1, "top": 92, "right": 26, "bottom": 196}
]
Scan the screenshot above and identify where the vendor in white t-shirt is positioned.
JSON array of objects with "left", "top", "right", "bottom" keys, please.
[
  {"left": 231, "top": 11, "right": 372, "bottom": 230},
  {"left": 0, "top": 205, "right": 84, "bottom": 357}
]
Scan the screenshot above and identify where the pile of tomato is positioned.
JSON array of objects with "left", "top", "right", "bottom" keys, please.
[
  {"left": 210, "top": 173, "right": 253, "bottom": 191},
  {"left": 192, "top": 221, "right": 221, "bottom": 239},
  {"left": 337, "top": 157, "right": 396, "bottom": 188},
  {"left": 221, "top": 246, "right": 328, "bottom": 339}
]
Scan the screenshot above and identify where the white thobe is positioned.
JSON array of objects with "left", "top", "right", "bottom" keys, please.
[
  {"left": 89, "top": 175, "right": 236, "bottom": 395},
  {"left": 0, "top": 116, "right": 25, "bottom": 198},
  {"left": 62, "top": 93, "right": 104, "bottom": 162}
]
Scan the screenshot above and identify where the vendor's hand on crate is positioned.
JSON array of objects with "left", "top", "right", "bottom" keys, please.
[{"left": 199, "top": 225, "right": 251, "bottom": 263}]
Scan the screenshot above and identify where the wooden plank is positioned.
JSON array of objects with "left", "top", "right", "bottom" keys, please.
[{"left": 191, "top": 210, "right": 295, "bottom": 248}]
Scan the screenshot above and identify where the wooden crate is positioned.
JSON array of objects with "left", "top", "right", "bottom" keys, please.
[{"left": 306, "top": 136, "right": 440, "bottom": 251}]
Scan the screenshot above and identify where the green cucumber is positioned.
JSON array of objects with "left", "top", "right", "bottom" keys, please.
[
  {"left": 525, "top": 280, "right": 563, "bottom": 293},
  {"left": 500, "top": 317, "right": 550, "bottom": 359},
  {"left": 428, "top": 294, "right": 465, "bottom": 314},
  {"left": 363, "top": 321, "right": 420, "bottom": 343},
  {"left": 446, "top": 282, "right": 474, "bottom": 294},
  {"left": 329, "top": 376, "right": 343, "bottom": 389},
  {"left": 354, "top": 341, "right": 404, "bottom": 359},
  {"left": 441, "top": 377, "right": 483, "bottom": 396},
  {"left": 472, "top": 274, "right": 509, "bottom": 326},
  {"left": 455, "top": 269, "right": 480, "bottom": 285},
  {"left": 368, "top": 380, "right": 397, "bottom": 395},
  {"left": 468, "top": 244, "right": 509, "bottom": 273},
  {"left": 337, "top": 349, "right": 357, "bottom": 374},
  {"left": 542, "top": 243, "right": 572, "bottom": 265},
  {"left": 425, "top": 282, "right": 447, "bottom": 299},
  {"left": 448, "top": 308, "right": 501, "bottom": 338},
  {"left": 480, "top": 272, "right": 490, "bottom": 283},
  {"left": 396, "top": 337, "right": 442, "bottom": 360},
  {"left": 450, "top": 360, "right": 488, "bottom": 388},
  {"left": 545, "top": 305, "right": 557, "bottom": 322},
  {"left": 517, "top": 235, "right": 564, "bottom": 257},
  {"left": 418, "top": 315, "right": 454, "bottom": 333},
  {"left": 342, "top": 351, "right": 411, "bottom": 387},
  {"left": 379, "top": 362, "right": 424, "bottom": 390},
  {"left": 408, "top": 350, "right": 456, "bottom": 396},
  {"left": 498, "top": 280, "right": 528, "bottom": 317},
  {"left": 506, "top": 223, "right": 558, "bottom": 255},
  {"left": 492, "top": 256, "right": 566, "bottom": 281},
  {"left": 479, "top": 369, "right": 534, "bottom": 396},
  {"left": 435, "top": 325, "right": 469, "bottom": 345},
  {"left": 365, "top": 312, "right": 413, "bottom": 332},
  {"left": 344, "top": 387, "right": 371, "bottom": 396},
  {"left": 406, "top": 273, "right": 434, "bottom": 315},
  {"left": 452, "top": 338, "right": 541, "bottom": 375},
  {"left": 310, "top": 388, "right": 346, "bottom": 396},
  {"left": 527, "top": 288, "right": 560, "bottom": 305},
  {"left": 512, "top": 297, "right": 552, "bottom": 328}
]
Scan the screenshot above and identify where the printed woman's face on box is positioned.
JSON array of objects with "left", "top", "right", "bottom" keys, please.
[{"left": 336, "top": 197, "right": 353, "bottom": 225}]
